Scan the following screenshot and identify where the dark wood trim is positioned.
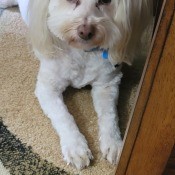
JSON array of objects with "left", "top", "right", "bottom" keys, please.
[
  {"left": 126, "top": 8, "right": 175, "bottom": 174},
  {"left": 116, "top": 0, "right": 175, "bottom": 174},
  {"left": 163, "top": 145, "right": 175, "bottom": 175}
]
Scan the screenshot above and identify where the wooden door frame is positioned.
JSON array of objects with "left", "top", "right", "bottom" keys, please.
[{"left": 116, "top": 0, "right": 175, "bottom": 174}]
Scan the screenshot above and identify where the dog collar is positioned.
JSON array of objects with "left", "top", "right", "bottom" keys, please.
[
  {"left": 85, "top": 47, "right": 109, "bottom": 59},
  {"left": 84, "top": 47, "right": 121, "bottom": 68}
]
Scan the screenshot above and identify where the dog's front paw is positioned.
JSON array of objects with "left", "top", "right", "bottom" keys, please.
[
  {"left": 61, "top": 134, "right": 93, "bottom": 170},
  {"left": 100, "top": 136, "right": 123, "bottom": 165}
]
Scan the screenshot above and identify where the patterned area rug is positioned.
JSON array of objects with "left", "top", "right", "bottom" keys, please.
[{"left": 0, "top": 7, "right": 150, "bottom": 175}]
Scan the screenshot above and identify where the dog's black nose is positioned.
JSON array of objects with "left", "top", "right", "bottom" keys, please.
[{"left": 77, "top": 24, "right": 95, "bottom": 40}]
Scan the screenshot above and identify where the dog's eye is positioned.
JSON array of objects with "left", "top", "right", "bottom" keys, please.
[
  {"left": 98, "top": 0, "right": 111, "bottom": 5},
  {"left": 96, "top": 0, "right": 111, "bottom": 9},
  {"left": 67, "top": 0, "right": 80, "bottom": 7}
]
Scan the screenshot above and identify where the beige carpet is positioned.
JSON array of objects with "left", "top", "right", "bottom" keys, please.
[{"left": 0, "top": 7, "right": 149, "bottom": 175}]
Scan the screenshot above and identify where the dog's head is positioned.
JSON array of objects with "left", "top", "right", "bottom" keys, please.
[
  {"left": 47, "top": 0, "right": 120, "bottom": 51},
  {"left": 28, "top": 0, "right": 152, "bottom": 64}
]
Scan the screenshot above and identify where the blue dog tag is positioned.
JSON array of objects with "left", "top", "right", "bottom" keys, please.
[{"left": 102, "top": 49, "right": 109, "bottom": 59}]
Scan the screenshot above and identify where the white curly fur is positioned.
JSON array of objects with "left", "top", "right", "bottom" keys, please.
[{"left": 0, "top": 0, "right": 152, "bottom": 170}]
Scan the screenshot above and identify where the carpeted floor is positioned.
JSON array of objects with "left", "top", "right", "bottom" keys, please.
[{"left": 0, "top": 7, "right": 150, "bottom": 175}]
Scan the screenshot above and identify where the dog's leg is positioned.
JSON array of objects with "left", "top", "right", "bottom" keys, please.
[
  {"left": 91, "top": 83, "right": 123, "bottom": 164},
  {"left": 35, "top": 80, "right": 93, "bottom": 170},
  {"left": 0, "top": 0, "right": 17, "bottom": 8}
]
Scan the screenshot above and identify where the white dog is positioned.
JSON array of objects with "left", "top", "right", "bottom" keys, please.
[{"left": 0, "top": 0, "right": 152, "bottom": 170}]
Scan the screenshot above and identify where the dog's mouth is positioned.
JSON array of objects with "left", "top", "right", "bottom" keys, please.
[
  {"left": 68, "top": 38, "right": 93, "bottom": 50},
  {"left": 56, "top": 21, "right": 107, "bottom": 50},
  {"left": 67, "top": 34, "right": 105, "bottom": 50}
]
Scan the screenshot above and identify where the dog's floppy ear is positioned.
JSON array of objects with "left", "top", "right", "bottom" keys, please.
[
  {"left": 28, "top": 0, "right": 54, "bottom": 56},
  {"left": 110, "top": 0, "right": 153, "bottom": 65}
]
